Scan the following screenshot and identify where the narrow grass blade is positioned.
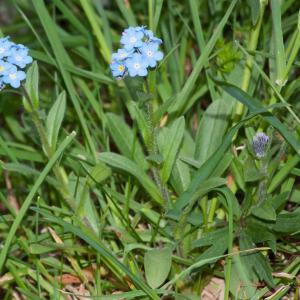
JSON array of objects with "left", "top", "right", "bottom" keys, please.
[
  {"left": 79, "top": 0, "right": 111, "bottom": 63},
  {"left": 270, "top": 0, "right": 287, "bottom": 87},
  {"left": 169, "top": 0, "right": 238, "bottom": 115},
  {"left": 32, "top": 0, "right": 97, "bottom": 159}
]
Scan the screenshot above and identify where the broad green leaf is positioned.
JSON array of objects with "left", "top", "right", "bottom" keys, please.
[
  {"left": 195, "top": 99, "right": 231, "bottom": 166},
  {"left": 230, "top": 157, "right": 246, "bottom": 192},
  {"left": 169, "top": 177, "right": 228, "bottom": 222},
  {"left": 131, "top": 102, "right": 151, "bottom": 149},
  {"left": 247, "top": 0, "right": 261, "bottom": 26},
  {"left": 170, "top": 132, "right": 194, "bottom": 194},
  {"left": 251, "top": 202, "right": 277, "bottom": 221},
  {"left": 46, "top": 91, "right": 66, "bottom": 149},
  {"left": 240, "top": 231, "right": 274, "bottom": 287},
  {"left": 99, "top": 152, "right": 164, "bottom": 205},
  {"left": 69, "top": 174, "right": 100, "bottom": 235},
  {"left": 173, "top": 111, "right": 260, "bottom": 212},
  {"left": 23, "top": 61, "right": 39, "bottom": 111},
  {"left": 192, "top": 227, "right": 228, "bottom": 249},
  {"left": 144, "top": 247, "right": 172, "bottom": 288},
  {"left": 274, "top": 211, "right": 300, "bottom": 233},
  {"left": 86, "top": 162, "right": 112, "bottom": 187},
  {"left": 106, "top": 113, "right": 148, "bottom": 170},
  {"left": 160, "top": 117, "right": 185, "bottom": 183},
  {"left": 230, "top": 249, "right": 257, "bottom": 299}
]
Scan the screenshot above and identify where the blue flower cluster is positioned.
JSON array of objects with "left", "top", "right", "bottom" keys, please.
[
  {"left": 0, "top": 37, "right": 32, "bottom": 89},
  {"left": 110, "top": 26, "right": 163, "bottom": 78}
]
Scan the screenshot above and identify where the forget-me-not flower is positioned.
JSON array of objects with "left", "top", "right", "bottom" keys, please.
[
  {"left": 141, "top": 42, "right": 164, "bottom": 67},
  {"left": 121, "top": 27, "right": 144, "bottom": 51},
  {"left": 0, "top": 36, "right": 32, "bottom": 89},
  {"left": 110, "top": 26, "right": 163, "bottom": 78},
  {"left": 110, "top": 60, "right": 126, "bottom": 78},
  {"left": 0, "top": 60, "right": 12, "bottom": 76},
  {"left": 2, "top": 65, "right": 26, "bottom": 88},
  {"left": 126, "top": 53, "right": 148, "bottom": 77},
  {"left": 0, "top": 38, "right": 12, "bottom": 59},
  {"left": 8, "top": 47, "right": 33, "bottom": 69},
  {"left": 112, "top": 48, "right": 133, "bottom": 61}
]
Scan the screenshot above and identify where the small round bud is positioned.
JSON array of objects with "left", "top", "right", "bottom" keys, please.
[{"left": 252, "top": 132, "right": 269, "bottom": 158}]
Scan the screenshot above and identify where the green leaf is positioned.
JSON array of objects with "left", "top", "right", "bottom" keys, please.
[
  {"left": 251, "top": 202, "right": 277, "bottom": 221},
  {"left": 274, "top": 211, "right": 300, "bottom": 233},
  {"left": 106, "top": 113, "right": 148, "bottom": 170},
  {"left": 244, "top": 158, "right": 264, "bottom": 182},
  {"left": 23, "top": 61, "right": 39, "bottom": 111},
  {"left": 99, "top": 152, "right": 164, "bottom": 205},
  {"left": 230, "top": 250, "right": 257, "bottom": 299},
  {"left": 69, "top": 174, "right": 100, "bottom": 235},
  {"left": 270, "top": 0, "right": 287, "bottom": 87},
  {"left": 173, "top": 111, "right": 260, "bottom": 212},
  {"left": 46, "top": 91, "right": 66, "bottom": 149},
  {"left": 160, "top": 117, "right": 185, "bottom": 183},
  {"left": 192, "top": 227, "right": 228, "bottom": 249},
  {"left": 240, "top": 231, "right": 275, "bottom": 287},
  {"left": 195, "top": 99, "right": 231, "bottom": 165},
  {"left": 86, "top": 162, "right": 112, "bottom": 187},
  {"left": 247, "top": 0, "right": 260, "bottom": 26},
  {"left": 144, "top": 247, "right": 172, "bottom": 288}
]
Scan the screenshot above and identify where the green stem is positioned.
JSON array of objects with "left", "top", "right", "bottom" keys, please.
[
  {"left": 207, "top": 197, "right": 218, "bottom": 228},
  {"left": 144, "top": 81, "right": 170, "bottom": 208}
]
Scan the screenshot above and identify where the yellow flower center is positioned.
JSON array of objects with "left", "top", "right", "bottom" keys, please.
[
  {"left": 118, "top": 65, "right": 124, "bottom": 71},
  {"left": 9, "top": 73, "right": 17, "bottom": 80},
  {"left": 0, "top": 66, "right": 4, "bottom": 72}
]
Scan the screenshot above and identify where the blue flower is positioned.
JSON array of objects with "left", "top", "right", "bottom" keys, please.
[
  {"left": 141, "top": 42, "right": 164, "bottom": 67},
  {"left": 252, "top": 132, "right": 269, "bottom": 158},
  {"left": 120, "top": 28, "right": 144, "bottom": 50},
  {"left": 0, "top": 60, "right": 13, "bottom": 76},
  {"left": 0, "top": 38, "right": 12, "bottom": 59},
  {"left": 125, "top": 53, "right": 148, "bottom": 77},
  {"left": 7, "top": 47, "right": 33, "bottom": 69},
  {"left": 2, "top": 65, "right": 26, "bottom": 88},
  {"left": 112, "top": 48, "right": 133, "bottom": 61},
  {"left": 144, "top": 30, "right": 163, "bottom": 44},
  {"left": 110, "top": 60, "right": 126, "bottom": 77}
]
